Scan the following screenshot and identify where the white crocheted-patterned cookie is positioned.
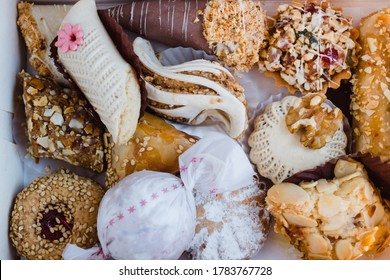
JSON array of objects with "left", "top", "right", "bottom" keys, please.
[
  {"left": 57, "top": 0, "right": 140, "bottom": 145},
  {"left": 132, "top": 37, "right": 248, "bottom": 140},
  {"left": 187, "top": 181, "right": 270, "bottom": 260},
  {"left": 248, "top": 96, "right": 347, "bottom": 184}
]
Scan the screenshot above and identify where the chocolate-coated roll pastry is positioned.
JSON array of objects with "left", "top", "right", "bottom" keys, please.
[
  {"left": 105, "top": 112, "right": 197, "bottom": 188},
  {"left": 20, "top": 71, "right": 105, "bottom": 173},
  {"left": 17, "top": 2, "right": 71, "bottom": 84},
  {"left": 351, "top": 8, "right": 390, "bottom": 162},
  {"left": 100, "top": 0, "right": 267, "bottom": 71}
]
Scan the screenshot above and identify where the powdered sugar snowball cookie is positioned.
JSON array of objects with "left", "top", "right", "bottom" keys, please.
[
  {"left": 96, "top": 171, "right": 196, "bottom": 260},
  {"left": 188, "top": 180, "right": 270, "bottom": 260},
  {"left": 248, "top": 96, "right": 347, "bottom": 184},
  {"left": 57, "top": 0, "right": 141, "bottom": 145}
]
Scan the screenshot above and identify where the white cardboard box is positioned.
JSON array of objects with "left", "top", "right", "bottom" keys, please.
[{"left": 1, "top": 0, "right": 390, "bottom": 260}]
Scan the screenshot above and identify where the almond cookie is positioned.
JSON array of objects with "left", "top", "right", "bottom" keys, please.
[{"left": 266, "top": 158, "right": 390, "bottom": 260}]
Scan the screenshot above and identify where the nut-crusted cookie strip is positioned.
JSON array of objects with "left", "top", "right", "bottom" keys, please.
[
  {"left": 133, "top": 37, "right": 248, "bottom": 140},
  {"left": 105, "top": 112, "right": 197, "bottom": 187},
  {"left": 17, "top": 2, "right": 71, "bottom": 84},
  {"left": 351, "top": 8, "right": 390, "bottom": 162},
  {"left": 100, "top": 0, "right": 267, "bottom": 71},
  {"left": 267, "top": 158, "right": 390, "bottom": 260},
  {"left": 20, "top": 71, "right": 104, "bottom": 172}
]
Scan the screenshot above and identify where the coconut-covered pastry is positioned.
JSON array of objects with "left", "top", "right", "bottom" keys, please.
[
  {"left": 248, "top": 96, "right": 347, "bottom": 184},
  {"left": 56, "top": 0, "right": 141, "bottom": 145},
  {"left": 20, "top": 71, "right": 104, "bottom": 172},
  {"left": 188, "top": 180, "right": 269, "bottom": 260},
  {"left": 133, "top": 37, "right": 248, "bottom": 140},
  {"left": 259, "top": 1, "right": 359, "bottom": 94},
  {"left": 17, "top": 2, "right": 71, "bottom": 84},
  {"left": 100, "top": 0, "right": 267, "bottom": 71},
  {"left": 267, "top": 158, "right": 390, "bottom": 260},
  {"left": 105, "top": 112, "right": 197, "bottom": 188},
  {"left": 10, "top": 170, "right": 105, "bottom": 260},
  {"left": 351, "top": 8, "right": 390, "bottom": 163}
]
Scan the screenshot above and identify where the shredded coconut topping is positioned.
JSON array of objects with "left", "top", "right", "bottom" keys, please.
[{"left": 188, "top": 181, "right": 270, "bottom": 260}]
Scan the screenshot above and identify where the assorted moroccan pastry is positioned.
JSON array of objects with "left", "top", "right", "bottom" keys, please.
[{"left": 10, "top": 0, "right": 390, "bottom": 260}]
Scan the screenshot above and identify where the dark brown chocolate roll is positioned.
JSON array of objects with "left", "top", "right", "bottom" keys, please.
[
  {"left": 100, "top": 0, "right": 268, "bottom": 72},
  {"left": 102, "top": 0, "right": 210, "bottom": 53}
]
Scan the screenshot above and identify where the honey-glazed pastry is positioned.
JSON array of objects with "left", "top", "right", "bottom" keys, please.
[
  {"left": 105, "top": 112, "right": 197, "bottom": 188},
  {"left": 248, "top": 95, "right": 347, "bottom": 184},
  {"left": 351, "top": 8, "right": 390, "bottom": 162},
  {"left": 100, "top": 0, "right": 267, "bottom": 71},
  {"left": 259, "top": 1, "right": 359, "bottom": 94},
  {"left": 9, "top": 170, "right": 105, "bottom": 260},
  {"left": 17, "top": 2, "right": 71, "bottom": 83},
  {"left": 266, "top": 158, "right": 390, "bottom": 260},
  {"left": 133, "top": 37, "right": 248, "bottom": 140},
  {"left": 188, "top": 180, "right": 270, "bottom": 260},
  {"left": 20, "top": 71, "right": 104, "bottom": 172},
  {"left": 56, "top": 0, "right": 141, "bottom": 145}
]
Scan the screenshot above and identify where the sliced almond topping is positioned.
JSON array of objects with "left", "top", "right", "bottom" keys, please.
[
  {"left": 305, "top": 234, "right": 329, "bottom": 254},
  {"left": 267, "top": 183, "right": 310, "bottom": 206},
  {"left": 335, "top": 240, "right": 353, "bottom": 260},
  {"left": 318, "top": 195, "right": 346, "bottom": 218},
  {"left": 283, "top": 212, "right": 317, "bottom": 227}
]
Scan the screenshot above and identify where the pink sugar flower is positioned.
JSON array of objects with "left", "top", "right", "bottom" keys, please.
[{"left": 55, "top": 23, "right": 84, "bottom": 53}]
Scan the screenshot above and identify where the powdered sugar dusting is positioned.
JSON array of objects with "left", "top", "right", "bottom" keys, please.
[{"left": 188, "top": 181, "right": 270, "bottom": 259}]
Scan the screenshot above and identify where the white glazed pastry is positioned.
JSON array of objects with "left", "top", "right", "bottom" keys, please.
[
  {"left": 132, "top": 37, "right": 248, "bottom": 140},
  {"left": 248, "top": 96, "right": 347, "bottom": 184},
  {"left": 57, "top": 0, "right": 141, "bottom": 145},
  {"left": 17, "top": 2, "right": 71, "bottom": 83}
]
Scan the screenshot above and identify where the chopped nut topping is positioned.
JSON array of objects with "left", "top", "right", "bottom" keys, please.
[
  {"left": 260, "top": 1, "right": 359, "bottom": 94},
  {"left": 285, "top": 93, "right": 343, "bottom": 149},
  {"left": 351, "top": 8, "right": 390, "bottom": 162},
  {"left": 202, "top": 0, "right": 267, "bottom": 72},
  {"left": 19, "top": 71, "right": 105, "bottom": 172}
]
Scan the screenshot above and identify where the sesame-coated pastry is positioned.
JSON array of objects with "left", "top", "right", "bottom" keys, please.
[
  {"left": 351, "top": 8, "right": 390, "bottom": 163},
  {"left": 9, "top": 170, "right": 105, "bottom": 260},
  {"left": 105, "top": 112, "right": 197, "bottom": 188}
]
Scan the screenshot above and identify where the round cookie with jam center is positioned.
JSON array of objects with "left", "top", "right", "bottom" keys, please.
[{"left": 9, "top": 170, "right": 105, "bottom": 260}]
